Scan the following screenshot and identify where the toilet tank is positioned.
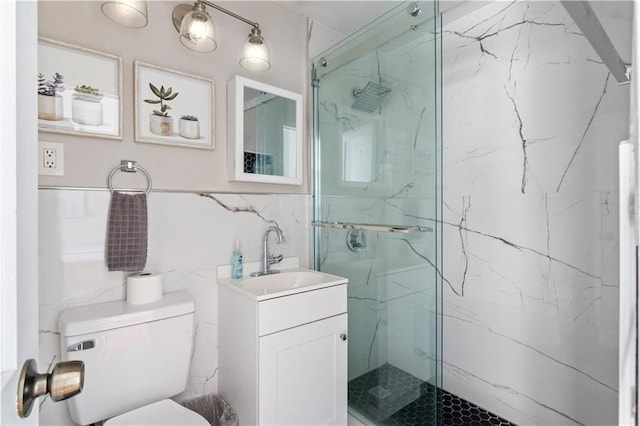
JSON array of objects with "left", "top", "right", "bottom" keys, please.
[{"left": 58, "top": 292, "right": 195, "bottom": 426}]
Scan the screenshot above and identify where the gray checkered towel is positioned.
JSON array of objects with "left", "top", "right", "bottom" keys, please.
[{"left": 106, "top": 191, "right": 147, "bottom": 272}]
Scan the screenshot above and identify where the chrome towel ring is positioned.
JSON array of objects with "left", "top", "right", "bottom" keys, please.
[{"left": 107, "top": 160, "right": 152, "bottom": 195}]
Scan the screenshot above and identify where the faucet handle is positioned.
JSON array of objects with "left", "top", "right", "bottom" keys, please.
[{"left": 268, "top": 254, "right": 284, "bottom": 265}]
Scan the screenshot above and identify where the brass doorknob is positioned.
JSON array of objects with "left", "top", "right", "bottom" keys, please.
[{"left": 17, "top": 359, "right": 84, "bottom": 418}]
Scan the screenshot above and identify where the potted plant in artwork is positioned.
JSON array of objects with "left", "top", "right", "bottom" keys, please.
[
  {"left": 71, "top": 85, "right": 104, "bottom": 126},
  {"left": 144, "top": 83, "right": 179, "bottom": 136},
  {"left": 38, "top": 72, "right": 65, "bottom": 121},
  {"left": 179, "top": 115, "right": 200, "bottom": 139}
]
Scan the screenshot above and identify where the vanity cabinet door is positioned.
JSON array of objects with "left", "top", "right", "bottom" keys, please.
[{"left": 259, "top": 314, "right": 347, "bottom": 425}]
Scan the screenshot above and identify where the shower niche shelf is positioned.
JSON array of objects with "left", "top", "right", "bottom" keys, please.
[{"left": 312, "top": 221, "right": 433, "bottom": 233}]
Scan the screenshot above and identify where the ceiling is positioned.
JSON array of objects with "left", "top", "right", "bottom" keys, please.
[
  {"left": 275, "top": 1, "right": 479, "bottom": 39},
  {"left": 275, "top": 1, "right": 402, "bottom": 36},
  {"left": 275, "top": 1, "right": 632, "bottom": 66}
]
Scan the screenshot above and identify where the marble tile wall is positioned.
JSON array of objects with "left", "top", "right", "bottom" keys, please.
[
  {"left": 38, "top": 189, "right": 310, "bottom": 425},
  {"left": 441, "top": 1, "right": 630, "bottom": 424}
]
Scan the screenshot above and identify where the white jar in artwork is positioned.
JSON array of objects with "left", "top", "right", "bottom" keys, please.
[
  {"left": 38, "top": 94, "right": 64, "bottom": 121},
  {"left": 179, "top": 116, "right": 200, "bottom": 139},
  {"left": 149, "top": 114, "right": 174, "bottom": 136},
  {"left": 71, "top": 88, "right": 104, "bottom": 126}
]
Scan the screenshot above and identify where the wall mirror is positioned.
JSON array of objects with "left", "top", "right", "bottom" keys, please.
[{"left": 227, "top": 76, "right": 303, "bottom": 185}]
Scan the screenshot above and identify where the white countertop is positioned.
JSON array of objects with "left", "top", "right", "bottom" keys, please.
[{"left": 217, "top": 257, "right": 348, "bottom": 301}]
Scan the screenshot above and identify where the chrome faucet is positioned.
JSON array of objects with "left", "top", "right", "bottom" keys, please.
[{"left": 250, "top": 226, "right": 284, "bottom": 276}]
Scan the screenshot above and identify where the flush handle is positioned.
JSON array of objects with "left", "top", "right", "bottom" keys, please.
[
  {"left": 340, "top": 333, "right": 347, "bottom": 341},
  {"left": 67, "top": 339, "right": 95, "bottom": 352},
  {"left": 17, "top": 358, "right": 84, "bottom": 418}
]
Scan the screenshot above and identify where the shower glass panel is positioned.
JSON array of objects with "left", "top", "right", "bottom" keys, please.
[{"left": 312, "top": 2, "right": 442, "bottom": 425}]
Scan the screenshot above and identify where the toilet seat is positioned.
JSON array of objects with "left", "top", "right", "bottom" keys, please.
[{"left": 104, "top": 399, "right": 209, "bottom": 426}]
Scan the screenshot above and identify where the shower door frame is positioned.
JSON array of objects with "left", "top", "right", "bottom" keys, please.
[{"left": 310, "top": 2, "right": 443, "bottom": 424}]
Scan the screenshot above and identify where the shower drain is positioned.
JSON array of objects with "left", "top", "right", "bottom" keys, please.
[{"left": 368, "top": 385, "right": 392, "bottom": 400}]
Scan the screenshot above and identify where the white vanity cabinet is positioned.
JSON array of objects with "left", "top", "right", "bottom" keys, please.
[
  {"left": 259, "top": 312, "right": 347, "bottom": 425},
  {"left": 218, "top": 264, "right": 348, "bottom": 426}
]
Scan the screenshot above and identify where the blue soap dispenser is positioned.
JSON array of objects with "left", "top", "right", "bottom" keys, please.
[{"left": 231, "top": 239, "right": 243, "bottom": 279}]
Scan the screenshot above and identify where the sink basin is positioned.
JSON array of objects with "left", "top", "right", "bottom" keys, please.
[
  {"left": 242, "top": 271, "right": 327, "bottom": 292},
  {"left": 219, "top": 266, "right": 348, "bottom": 300}
]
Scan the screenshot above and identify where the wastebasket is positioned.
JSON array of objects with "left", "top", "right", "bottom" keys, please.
[{"left": 181, "top": 394, "right": 239, "bottom": 426}]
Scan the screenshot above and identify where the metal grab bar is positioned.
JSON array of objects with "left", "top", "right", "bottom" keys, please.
[{"left": 312, "top": 221, "right": 432, "bottom": 234}]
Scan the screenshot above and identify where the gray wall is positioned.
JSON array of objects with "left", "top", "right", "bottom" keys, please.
[{"left": 38, "top": 1, "right": 308, "bottom": 193}]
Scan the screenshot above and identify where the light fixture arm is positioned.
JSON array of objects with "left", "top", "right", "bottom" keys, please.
[{"left": 196, "top": 0, "right": 259, "bottom": 30}]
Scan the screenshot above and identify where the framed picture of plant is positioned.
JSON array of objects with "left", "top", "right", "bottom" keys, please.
[
  {"left": 38, "top": 38, "right": 123, "bottom": 139},
  {"left": 134, "top": 61, "right": 214, "bottom": 150}
]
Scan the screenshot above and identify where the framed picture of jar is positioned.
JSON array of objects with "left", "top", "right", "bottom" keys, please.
[
  {"left": 134, "top": 61, "right": 215, "bottom": 150},
  {"left": 37, "top": 38, "right": 123, "bottom": 140}
]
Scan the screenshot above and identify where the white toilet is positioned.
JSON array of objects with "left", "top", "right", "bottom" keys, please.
[{"left": 58, "top": 292, "right": 209, "bottom": 426}]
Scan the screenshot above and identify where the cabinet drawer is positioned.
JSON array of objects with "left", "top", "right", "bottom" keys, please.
[{"left": 258, "top": 284, "right": 347, "bottom": 336}]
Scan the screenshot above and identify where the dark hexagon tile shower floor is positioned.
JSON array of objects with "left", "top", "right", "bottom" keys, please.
[{"left": 349, "top": 364, "right": 516, "bottom": 426}]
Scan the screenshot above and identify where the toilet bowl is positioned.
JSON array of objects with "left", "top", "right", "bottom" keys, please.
[
  {"left": 105, "top": 399, "right": 208, "bottom": 425},
  {"left": 58, "top": 292, "right": 207, "bottom": 425}
]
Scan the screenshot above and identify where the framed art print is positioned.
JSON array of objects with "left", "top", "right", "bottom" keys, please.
[
  {"left": 134, "top": 61, "right": 214, "bottom": 150},
  {"left": 38, "top": 38, "right": 123, "bottom": 139}
]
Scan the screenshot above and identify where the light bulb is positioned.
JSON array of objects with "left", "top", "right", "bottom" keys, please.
[{"left": 188, "top": 18, "right": 207, "bottom": 41}]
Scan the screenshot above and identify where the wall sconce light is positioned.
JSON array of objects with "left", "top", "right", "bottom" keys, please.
[
  {"left": 101, "top": 0, "right": 270, "bottom": 72},
  {"left": 101, "top": 0, "right": 148, "bottom": 29},
  {"left": 174, "top": 2, "right": 217, "bottom": 53},
  {"left": 239, "top": 26, "right": 270, "bottom": 72},
  {"left": 172, "top": 1, "right": 271, "bottom": 72}
]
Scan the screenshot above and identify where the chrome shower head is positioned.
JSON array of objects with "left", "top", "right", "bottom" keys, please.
[{"left": 351, "top": 81, "right": 391, "bottom": 113}]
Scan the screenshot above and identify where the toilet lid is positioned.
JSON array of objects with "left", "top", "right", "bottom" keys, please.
[{"left": 104, "top": 399, "right": 209, "bottom": 426}]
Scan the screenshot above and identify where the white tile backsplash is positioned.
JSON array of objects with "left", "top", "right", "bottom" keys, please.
[{"left": 38, "top": 189, "right": 310, "bottom": 425}]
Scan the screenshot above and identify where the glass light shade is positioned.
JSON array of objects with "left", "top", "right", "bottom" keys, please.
[
  {"left": 101, "top": 0, "right": 148, "bottom": 29},
  {"left": 240, "top": 31, "right": 271, "bottom": 72},
  {"left": 179, "top": 8, "right": 217, "bottom": 53}
]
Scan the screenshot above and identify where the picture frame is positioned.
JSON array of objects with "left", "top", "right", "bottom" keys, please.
[
  {"left": 37, "top": 37, "right": 123, "bottom": 140},
  {"left": 134, "top": 61, "right": 215, "bottom": 150}
]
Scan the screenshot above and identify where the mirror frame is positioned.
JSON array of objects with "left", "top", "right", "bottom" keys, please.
[{"left": 227, "top": 75, "right": 303, "bottom": 185}]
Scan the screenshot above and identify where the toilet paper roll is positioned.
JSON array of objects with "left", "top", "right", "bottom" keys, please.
[{"left": 127, "top": 271, "right": 163, "bottom": 305}]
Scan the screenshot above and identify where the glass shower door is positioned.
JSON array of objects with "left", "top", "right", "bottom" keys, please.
[{"left": 312, "top": 2, "right": 442, "bottom": 425}]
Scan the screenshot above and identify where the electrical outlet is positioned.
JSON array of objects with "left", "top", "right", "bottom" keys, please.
[
  {"left": 43, "top": 148, "right": 56, "bottom": 168},
  {"left": 39, "top": 141, "right": 64, "bottom": 176}
]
